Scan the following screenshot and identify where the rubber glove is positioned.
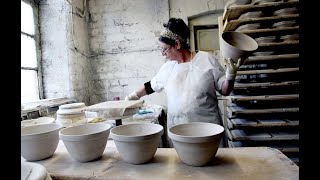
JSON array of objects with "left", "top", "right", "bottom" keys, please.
[
  {"left": 225, "top": 58, "right": 242, "bottom": 80},
  {"left": 125, "top": 91, "right": 140, "bottom": 101}
]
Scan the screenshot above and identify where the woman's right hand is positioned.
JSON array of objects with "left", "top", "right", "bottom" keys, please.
[{"left": 125, "top": 91, "right": 140, "bottom": 100}]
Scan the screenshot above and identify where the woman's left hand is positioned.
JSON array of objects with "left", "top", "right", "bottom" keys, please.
[{"left": 225, "top": 58, "right": 242, "bottom": 80}]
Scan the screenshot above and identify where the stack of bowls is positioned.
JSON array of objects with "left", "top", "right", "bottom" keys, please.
[
  {"left": 56, "top": 103, "right": 87, "bottom": 127},
  {"left": 110, "top": 123, "right": 163, "bottom": 164},
  {"left": 21, "top": 123, "right": 62, "bottom": 161},
  {"left": 168, "top": 122, "right": 225, "bottom": 166},
  {"left": 59, "top": 123, "right": 111, "bottom": 162}
]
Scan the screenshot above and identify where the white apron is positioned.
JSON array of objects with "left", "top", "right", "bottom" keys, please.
[{"left": 151, "top": 51, "right": 226, "bottom": 147}]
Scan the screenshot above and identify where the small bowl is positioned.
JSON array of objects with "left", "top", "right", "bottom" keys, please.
[
  {"left": 255, "top": 36, "right": 277, "bottom": 44},
  {"left": 235, "top": 23, "right": 261, "bottom": 31},
  {"left": 169, "top": 122, "right": 224, "bottom": 166},
  {"left": 253, "top": 51, "right": 276, "bottom": 56},
  {"left": 220, "top": 31, "right": 258, "bottom": 63},
  {"left": 21, "top": 123, "right": 63, "bottom": 161},
  {"left": 59, "top": 123, "right": 111, "bottom": 162},
  {"left": 254, "top": 0, "right": 281, "bottom": 5},
  {"left": 110, "top": 123, "right": 163, "bottom": 164},
  {"left": 238, "top": 11, "right": 264, "bottom": 20},
  {"left": 273, "top": 7, "right": 298, "bottom": 16},
  {"left": 272, "top": 20, "right": 297, "bottom": 28},
  {"left": 280, "top": 34, "right": 299, "bottom": 42}
]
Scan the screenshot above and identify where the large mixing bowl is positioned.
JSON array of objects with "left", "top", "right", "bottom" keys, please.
[
  {"left": 220, "top": 31, "right": 258, "bottom": 63},
  {"left": 110, "top": 123, "right": 163, "bottom": 164},
  {"left": 59, "top": 123, "right": 111, "bottom": 162},
  {"left": 21, "top": 123, "right": 62, "bottom": 161},
  {"left": 168, "top": 122, "right": 224, "bottom": 166}
]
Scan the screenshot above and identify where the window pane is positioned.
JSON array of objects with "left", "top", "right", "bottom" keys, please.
[
  {"left": 21, "top": 70, "right": 40, "bottom": 103},
  {"left": 21, "top": 1, "right": 35, "bottom": 35},
  {"left": 21, "top": 34, "right": 37, "bottom": 68}
]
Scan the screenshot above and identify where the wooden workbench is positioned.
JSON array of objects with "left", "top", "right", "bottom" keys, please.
[{"left": 22, "top": 140, "right": 299, "bottom": 180}]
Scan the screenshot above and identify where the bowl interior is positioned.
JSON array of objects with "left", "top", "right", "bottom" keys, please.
[
  {"left": 21, "top": 123, "right": 62, "bottom": 136},
  {"left": 169, "top": 123, "right": 224, "bottom": 137},
  {"left": 111, "top": 123, "right": 162, "bottom": 137},
  {"left": 59, "top": 123, "right": 110, "bottom": 136},
  {"left": 222, "top": 32, "right": 258, "bottom": 51}
]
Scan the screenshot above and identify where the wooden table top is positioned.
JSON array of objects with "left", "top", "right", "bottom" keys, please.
[{"left": 22, "top": 140, "right": 299, "bottom": 180}]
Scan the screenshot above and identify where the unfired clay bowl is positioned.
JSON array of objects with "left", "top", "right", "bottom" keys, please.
[
  {"left": 220, "top": 31, "right": 258, "bottom": 63},
  {"left": 59, "top": 123, "right": 111, "bottom": 162},
  {"left": 110, "top": 123, "right": 163, "bottom": 164},
  {"left": 21, "top": 161, "right": 52, "bottom": 180},
  {"left": 21, "top": 123, "right": 62, "bottom": 161},
  {"left": 168, "top": 122, "right": 224, "bottom": 166}
]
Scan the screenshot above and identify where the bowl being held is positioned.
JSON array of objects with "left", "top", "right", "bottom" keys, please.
[
  {"left": 168, "top": 122, "right": 224, "bottom": 166},
  {"left": 220, "top": 31, "right": 258, "bottom": 63},
  {"left": 110, "top": 123, "right": 163, "bottom": 164},
  {"left": 21, "top": 123, "right": 63, "bottom": 161},
  {"left": 59, "top": 123, "right": 111, "bottom": 162}
]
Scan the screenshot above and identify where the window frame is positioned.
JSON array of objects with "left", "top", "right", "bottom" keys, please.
[{"left": 21, "top": 0, "right": 44, "bottom": 102}]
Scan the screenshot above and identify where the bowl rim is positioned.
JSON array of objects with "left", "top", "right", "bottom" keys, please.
[
  {"left": 168, "top": 122, "right": 225, "bottom": 143},
  {"left": 110, "top": 123, "right": 164, "bottom": 142},
  {"left": 21, "top": 123, "right": 63, "bottom": 138},
  {"left": 59, "top": 123, "right": 111, "bottom": 140}
]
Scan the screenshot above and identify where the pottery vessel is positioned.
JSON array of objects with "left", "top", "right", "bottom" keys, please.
[
  {"left": 59, "top": 123, "right": 111, "bottom": 162},
  {"left": 21, "top": 123, "right": 62, "bottom": 161},
  {"left": 168, "top": 122, "right": 224, "bottom": 166},
  {"left": 56, "top": 102, "right": 87, "bottom": 127},
  {"left": 21, "top": 161, "right": 52, "bottom": 180},
  {"left": 110, "top": 123, "right": 163, "bottom": 164},
  {"left": 220, "top": 31, "right": 258, "bottom": 63}
]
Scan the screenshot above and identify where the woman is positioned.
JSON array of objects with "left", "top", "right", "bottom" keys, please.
[{"left": 125, "top": 18, "right": 242, "bottom": 147}]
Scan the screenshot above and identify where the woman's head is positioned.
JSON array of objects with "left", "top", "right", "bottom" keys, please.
[{"left": 159, "top": 18, "right": 190, "bottom": 53}]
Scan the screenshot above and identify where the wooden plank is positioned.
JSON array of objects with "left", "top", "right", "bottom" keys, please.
[
  {"left": 234, "top": 81, "right": 299, "bottom": 89},
  {"left": 237, "top": 67, "right": 299, "bottom": 75},
  {"left": 229, "top": 129, "right": 299, "bottom": 141},
  {"left": 245, "top": 53, "right": 299, "bottom": 64},
  {"left": 239, "top": 26, "right": 299, "bottom": 37},
  {"left": 222, "top": 0, "right": 300, "bottom": 21},
  {"left": 228, "top": 106, "right": 299, "bottom": 114},
  {"left": 230, "top": 129, "right": 272, "bottom": 141},
  {"left": 227, "top": 140, "right": 299, "bottom": 153},
  {"left": 228, "top": 94, "right": 299, "bottom": 103},
  {"left": 224, "top": 14, "right": 299, "bottom": 31},
  {"left": 229, "top": 117, "right": 299, "bottom": 128}
]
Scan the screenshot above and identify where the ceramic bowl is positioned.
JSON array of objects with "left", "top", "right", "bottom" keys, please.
[
  {"left": 238, "top": 11, "right": 263, "bottom": 20},
  {"left": 59, "top": 123, "right": 111, "bottom": 162},
  {"left": 110, "top": 123, "right": 163, "bottom": 164},
  {"left": 255, "top": 36, "right": 277, "bottom": 44},
  {"left": 21, "top": 161, "right": 52, "bottom": 180},
  {"left": 273, "top": 7, "right": 298, "bottom": 16},
  {"left": 272, "top": 20, "right": 297, "bottom": 28},
  {"left": 220, "top": 31, "right": 258, "bottom": 63},
  {"left": 21, "top": 117, "right": 55, "bottom": 127},
  {"left": 21, "top": 123, "right": 62, "bottom": 161},
  {"left": 168, "top": 122, "right": 224, "bottom": 166},
  {"left": 235, "top": 23, "right": 261, "bottom": 31}
]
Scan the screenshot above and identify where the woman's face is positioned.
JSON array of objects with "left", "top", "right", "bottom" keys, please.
[{"left": 159, "top": 41, "right": 178, "bottom": 61}]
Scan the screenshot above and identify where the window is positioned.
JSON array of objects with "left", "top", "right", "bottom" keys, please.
[{"left": 21, "top": 1, "right": 42, "bottom": 103}]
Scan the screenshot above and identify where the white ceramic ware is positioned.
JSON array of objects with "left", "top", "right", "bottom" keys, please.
[
  {"left": 21, "top": 117, "right": 55, "bottom": 127},
  {"left": 59, "top": 123, "right": 111, "bottom": 162},
  {"left": 21, "top": 123, "right": 62, "bottom": 161},
  {"left": 56, "top": 102, "right": 87, "bottom": 127},
  {"left": 21, "top": 161, "right": 52, "bottom": 180},
  {"left": 220, "top": 31, "right": 258, "bottom": 63},
  {"left": 110, "top": 123, "right": 163, "bottom": 164},
  {"left": 168, "top": 122, "right": 224, "bottom": 166}
]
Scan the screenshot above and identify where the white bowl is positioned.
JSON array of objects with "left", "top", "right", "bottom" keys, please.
[
  {"left": 220, "top": 31, "right": 258, "bottom": 63},
  {"left": 168, "top": 122, "right": 224, "bottom": 166},
  {"left": 21, "top": 161, "right": 52, "bottom": 180},
  {"left": 21, "top": 117, "right": 55, "bottom": 127},
  {"left": 59, "top": 123, "right": 111, "bottom": 162},
  {"left": 110, "top": 123, "right": 163, "bottom": 164},
  {"left": 21, "top": 123, "right": 62, "bottom": 161}
]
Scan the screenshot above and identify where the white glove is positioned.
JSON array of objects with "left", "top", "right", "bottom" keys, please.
[
  {"left": 125, "top": 91, "right": 140, "bottom": 101},
  {"left": 225, "top": 58, "right": 242, "bottom": 80}
]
